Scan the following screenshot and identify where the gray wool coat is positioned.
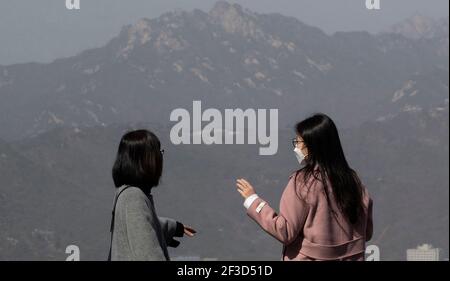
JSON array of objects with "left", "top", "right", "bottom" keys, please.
[{"left": 110, "top": 185, "right": 181, "bottom": 261}]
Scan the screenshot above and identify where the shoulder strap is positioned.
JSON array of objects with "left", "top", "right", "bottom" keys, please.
[{"left": 107, "top": 185, "right": 131, "bottom": 261}]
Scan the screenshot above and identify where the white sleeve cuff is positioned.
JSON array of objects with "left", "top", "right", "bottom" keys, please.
[{"left": 243, "top": 194, "right": 259, "bottom": 209}]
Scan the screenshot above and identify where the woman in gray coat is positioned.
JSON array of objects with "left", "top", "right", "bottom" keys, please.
[{"left": 109, "top": 130, "right": 196, "bottom": 261}]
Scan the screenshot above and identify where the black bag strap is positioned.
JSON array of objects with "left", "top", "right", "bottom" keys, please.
[{"left": 107, "top": 185, "right": 131, "bottom": 261}]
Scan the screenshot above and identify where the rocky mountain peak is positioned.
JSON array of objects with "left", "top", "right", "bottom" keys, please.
[
  {"left": 209, "top": 1, "right": 244, "bottom": 18},
  {"left": 388, "top": 14, "right": 449, "bottom": 39},
  {"left": 208, "top": 1, "right": 262, "bottom": 38}
]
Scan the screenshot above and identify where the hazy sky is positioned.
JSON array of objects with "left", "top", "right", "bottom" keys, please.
[{"left": 0, "top": 0, "right": 448, "bottom": 65}]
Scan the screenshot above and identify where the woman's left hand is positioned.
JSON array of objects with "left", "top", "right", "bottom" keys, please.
[
  {"left": 183, "top": 225, "right": 197, "bottom": 237},
  {"left": 236, "top": 178, "right": 256, "bottom": 199}
]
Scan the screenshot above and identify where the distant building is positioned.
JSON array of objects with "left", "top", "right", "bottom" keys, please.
[
  {"left": 172, "top": 256, "right": 219, "bottom": 261},
  {"left": 202, "top": 257, "right": 219, "bottom": 261},
  {"left": 172, "top": 256, "right": 201, "bottom": 261},
  {"left": 407, "top": 244, "right": 440, "bottom": 261}
]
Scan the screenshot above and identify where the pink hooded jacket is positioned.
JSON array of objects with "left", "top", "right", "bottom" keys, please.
[{"left": 247, "top": 171, "right": 373, "bottom": 261}]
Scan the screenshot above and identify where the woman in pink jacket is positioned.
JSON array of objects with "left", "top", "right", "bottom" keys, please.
[{"left": 236, "top": 113, "right": 373, "bottom": 261}]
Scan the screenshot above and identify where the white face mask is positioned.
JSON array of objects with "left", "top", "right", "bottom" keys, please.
[{"left": 294, "top": 147, "right": 306, "bottom": 165}]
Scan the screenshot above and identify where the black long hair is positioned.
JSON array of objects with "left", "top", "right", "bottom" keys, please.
[
  {"left": 295, "top": 113, "right": 364, "bottom": 224},
  {"left": 112, "top": 129, "right": 163, "bottom": 194}
]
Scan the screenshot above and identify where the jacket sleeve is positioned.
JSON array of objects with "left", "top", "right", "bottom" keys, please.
[
  {"left": 123, "top": 194, "right": 167, "bottom": 261},
  {"left": 246, "top": 176, "right": 309, "bottom": 245},
  {"left": 158, "top": 217, "right": 184, "bottom": 247},
  {"left": 366, "top": 198, "right": 374, "bottom": 241}
]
